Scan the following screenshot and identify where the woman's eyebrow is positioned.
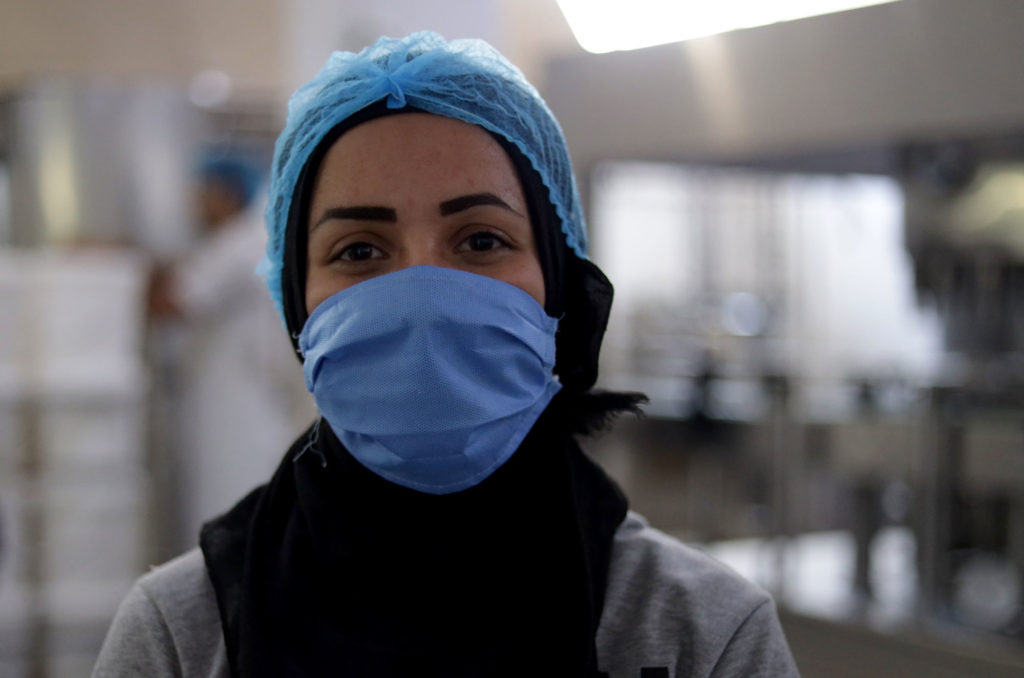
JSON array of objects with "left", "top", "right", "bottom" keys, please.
[
  {"left": 313, "top": 206, "right": 397, "bottom": 229},
  {"left": 439, "top": 192, "right": 523, "bottom": 217}
]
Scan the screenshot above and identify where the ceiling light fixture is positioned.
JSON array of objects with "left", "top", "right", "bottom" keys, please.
[{"left": 555, "top": 0, "right": 903, "bottom": 53}]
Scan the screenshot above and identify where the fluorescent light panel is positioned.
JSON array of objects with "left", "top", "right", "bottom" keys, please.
[{"left": 556, "top": 0, "right": 903, "bottom": 53}]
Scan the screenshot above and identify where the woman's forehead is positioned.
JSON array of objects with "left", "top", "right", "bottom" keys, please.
[{"left": 312, "top": 113, "right": 526, "bottom": 209}]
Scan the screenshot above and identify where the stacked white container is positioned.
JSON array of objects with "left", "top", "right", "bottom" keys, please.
[
  {"left": 0, "top": 248, "right": 33, "bottom": 678},
  {"left": 0, "top": 247, "right": 150, "bottom": 677}
]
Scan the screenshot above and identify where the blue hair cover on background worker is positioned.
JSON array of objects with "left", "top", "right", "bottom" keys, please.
[{"left": 147, "top": 150, "right": 312, "bottom": 554}]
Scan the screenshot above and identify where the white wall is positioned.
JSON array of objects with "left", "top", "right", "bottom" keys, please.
[{"left": 544, "top": 0, "right": 1024, "bottom": 169}]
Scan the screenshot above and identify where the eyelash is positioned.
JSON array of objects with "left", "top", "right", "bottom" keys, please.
[
  {"left": 334, "top": 241, "right": 383, "bottom": 262},
  {"left": 329, "top": 229, "right": 513, "bottom": 264},
  {"left": 458, "top": 230, "right": 512, "bottom": 253}
]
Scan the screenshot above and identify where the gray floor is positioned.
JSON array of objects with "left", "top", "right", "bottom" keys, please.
[
  {"left": 698, "top": 529, "right": 1024, "bottom": 676},
  {"left": 782, "top": 611, "right": 1024, "bottom": 678}
]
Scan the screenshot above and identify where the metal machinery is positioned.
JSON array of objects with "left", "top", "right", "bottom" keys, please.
[
  {"left": 0, "top": 77, "right": 200, "bottom": 677},
  {"left": 901, "top": 137, "right": 1024, "bottom": 637},
  {"left": 584, "top": 136, "right": 1024, "bottom": 660},
  {"left": 0, "top": 76, "right": 278, "bottom": 677}
]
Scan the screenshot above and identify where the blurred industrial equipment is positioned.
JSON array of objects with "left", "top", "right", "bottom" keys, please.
[
  {"left": 0, "top": 249, "right": 148, "bottom": 676},
  {"left": 0, "top": 78, "right": 195, "bottom": 677},
  {"left": 0, "top": 76, "right": 282, "bottom": 677},
  {"left": 587, "top": 148, "right": 1024, "bottom": 660}
]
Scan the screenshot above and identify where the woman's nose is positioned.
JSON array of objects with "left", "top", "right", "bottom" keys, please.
[{"left": 402, "top": 244, "right": 450, "bottom": 270}]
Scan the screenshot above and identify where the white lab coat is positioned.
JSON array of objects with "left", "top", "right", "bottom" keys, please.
[{"left": 168, "top": 202, "right": 314, "bottom": 551}]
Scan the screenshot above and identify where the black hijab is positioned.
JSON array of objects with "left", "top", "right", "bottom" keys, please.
[{"left": 201, "top": 101, "right": 645, "bottom": 677}]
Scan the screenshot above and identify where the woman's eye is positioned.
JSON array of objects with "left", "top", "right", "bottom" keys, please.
[
  {"left": 336, "top": 242, "right": 382, "bottom": 262},
  {"left": 461, "top": 231, "right": 509, "bottom": 253}
]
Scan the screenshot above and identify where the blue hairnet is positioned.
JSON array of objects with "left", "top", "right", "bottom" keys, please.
[
  {"left": 261, "top": 30, "right": 588, "bottom": 322},
  {"left": 200, "top": 154, "right": 261, "bottom": 208}
]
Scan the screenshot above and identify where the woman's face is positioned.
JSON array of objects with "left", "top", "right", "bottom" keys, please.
[{"left": 305, "top": 113, "right": 545, "bottom": 315}]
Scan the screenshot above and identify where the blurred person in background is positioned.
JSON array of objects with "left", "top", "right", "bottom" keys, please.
[
  {"left": 98, "top": 32, "right": 798, "bottom": 677},
  {"left": 148, "top": 154, "right": 312, "bottom": 553}
]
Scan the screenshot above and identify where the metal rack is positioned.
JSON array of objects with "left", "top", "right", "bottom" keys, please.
[{"left": 0, "top": 248, "right": 150, "bottom": 677}]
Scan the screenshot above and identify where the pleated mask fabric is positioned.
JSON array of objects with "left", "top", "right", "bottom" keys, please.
[{"left": 298, "top": 266, "right": 561, "bottom": 494}]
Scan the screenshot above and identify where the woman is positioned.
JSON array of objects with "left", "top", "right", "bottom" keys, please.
[{"left": 94, "top": 32, "right": 799, "bottom": 677}]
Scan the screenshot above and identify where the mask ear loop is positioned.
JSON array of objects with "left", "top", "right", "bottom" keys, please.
[
  {"left": 487, "top": 131, "right": 614, "bottom": 391},
  {"left": 293, "top": 417, "right": 326, "bottom": 468},
  {"left": 486, "top": 132, "right": 565, "bottom": 321},
  {"left": 280, "top": 135, "right": 328, "bottom": 355},
  {"left": 279, "top": 101, "right": 428, "bottom": 358}
]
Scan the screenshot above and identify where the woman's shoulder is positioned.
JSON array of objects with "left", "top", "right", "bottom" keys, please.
[
  {"left": 135, "top": 547, "right": 217, "bottom": 605},
  {"left": 607, "top": 512, "right": 772, "bottom": 605},
  {"left": 93, "top": 549, "right": 228, "bottom": 678},
  {"left": 598, "top": 512, "right": 799, "bottom": 677}
]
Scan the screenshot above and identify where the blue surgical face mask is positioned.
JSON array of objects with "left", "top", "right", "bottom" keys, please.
[{"left": 298, "top": 266, "right": 561, "bottom": 494}]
